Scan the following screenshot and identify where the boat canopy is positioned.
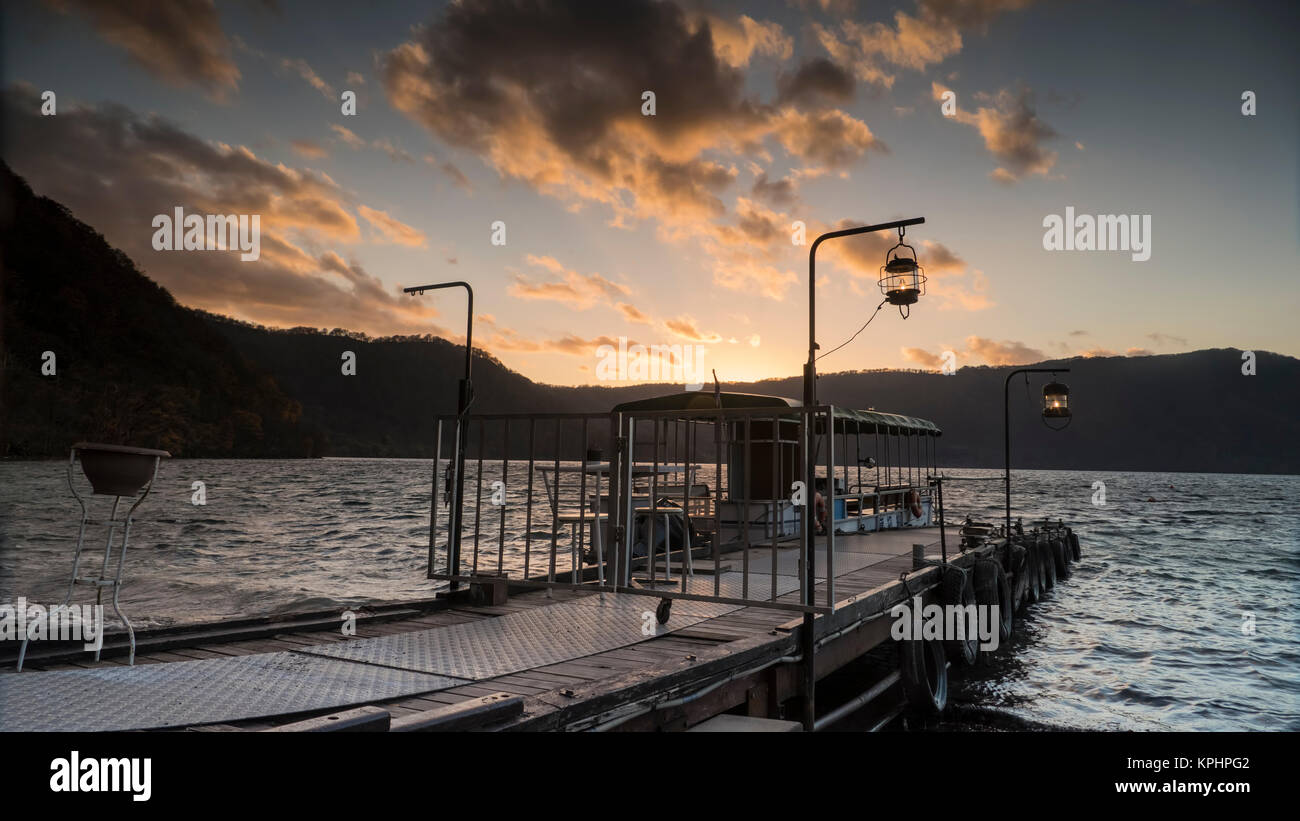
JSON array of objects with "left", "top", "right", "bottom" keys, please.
[{"left": 611, "top": 392, "right": 941, "bottom": 437}]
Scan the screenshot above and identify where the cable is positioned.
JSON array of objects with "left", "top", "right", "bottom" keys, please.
[{"left": 817, "top": 298, "right": 887, "bottom": 362}]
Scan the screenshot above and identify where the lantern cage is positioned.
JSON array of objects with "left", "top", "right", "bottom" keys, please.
[
  {"left": 879, "top": 229, "right": 926, "bottom": 308},
  {"left": 1042, "top": 380, "right": 1071, "bottom": 418}
]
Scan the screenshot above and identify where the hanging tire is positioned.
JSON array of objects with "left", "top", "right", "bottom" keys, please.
[
  {"left": 1008, "top": 544, "right": 1029, "bottom": 612},
  {"left": 975, "top": 558, "right": 1013, "bottom": 647},
  {"left": 1052, "top": 537, "right": 1072, "bottom": 580},
  {"left": 1039, "top": 538, "right": 1056, "bottom": 592},
  {"left": 900, "top": 637, "right": 948, "bottom": 716},
  {"left": 941, "top": 567, "right": 979, "bottom": 666},
  {"left": 1025, "top": 542, "right": 1042, "bottom": 604},
  {"left": 1069, "top": 530, "right": 1082, "bottom": 561}
]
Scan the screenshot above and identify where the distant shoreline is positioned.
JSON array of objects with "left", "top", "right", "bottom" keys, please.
[{"left": 2, "top": 455, "right": 1297, "bottom": 478}]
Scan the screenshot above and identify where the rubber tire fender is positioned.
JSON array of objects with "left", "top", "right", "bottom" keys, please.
[
  {"left": 940, "top": 566, "right": 979, "bottom": 666},
  {"left": 1039, "top": 537, "right": 1057, "bottom": 591},
  {"left": 1024, "top": 540, "right": 1042, "bottom": 604},
  {"left": 1052, "top": 536, "right": 1072, "bottom": 580},
  {"left": 1069, "top": 530, "right": 1082, "bottom": 561},
  {"left": 1008, "top": 544, "right": 1029, "bottom": 613},
  {"left": 976, "top": 558, "right": 1013, "bottom": 646},
  {"left": 900, "top": 637, "right": 948, "bottom": 716}
]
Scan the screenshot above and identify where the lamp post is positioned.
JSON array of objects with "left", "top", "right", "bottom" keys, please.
[
  {"left": 1003, "top": 367, "right": 1071, "bottom": 536},
  {"left": 404, "top": 281, "right": 474, "bottom": 590},
  {"left": 800, "top": 216, "right": 924, "bottom": 731},
  {"left": 803, "top": 217, "right": 925, "bottom": 406}
]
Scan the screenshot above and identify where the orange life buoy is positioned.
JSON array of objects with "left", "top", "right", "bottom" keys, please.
[{"left": 906, "top": 490, "right": 923, "bottom": 519}]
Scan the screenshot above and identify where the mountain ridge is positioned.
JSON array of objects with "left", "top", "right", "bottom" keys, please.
[{"left": 3, "top": 162, "right": 1296, "bottom": 473}]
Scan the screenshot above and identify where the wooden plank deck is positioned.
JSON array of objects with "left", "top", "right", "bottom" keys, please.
[{"left": 5, "top": 526, "right": 991, "bottom": 731}]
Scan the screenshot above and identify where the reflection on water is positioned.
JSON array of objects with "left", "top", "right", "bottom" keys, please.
[
  {"left": 938, "top": 469, "right": 1300, "bottom": 732},
  {"left": 1, "top": 460, "right": 1297, "bottom": 731}
]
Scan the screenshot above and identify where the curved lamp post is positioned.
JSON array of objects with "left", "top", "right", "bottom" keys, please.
[
  {"left": 803, "top": 217, "right": 925, "bottom": 406},
  {"left": 405, "top": 281, "right": 474, "bottom": 589},
  {"left": 800, "top": 216, "right": 924, "bottom": 731},
  {"left": 1003, "top": 367, "right": 1071, "bottom": 536}
]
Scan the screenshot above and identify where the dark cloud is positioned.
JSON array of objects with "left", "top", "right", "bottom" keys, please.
[
  {"left": 0, "top": 84, "right": 441, "bottom": 334},
  {"left": 750, "top": 171, "right": 798, "bottom": 206},
  {"left": 46, "top": 0, "right": 240, "bottom": 97},
  {"left": 776, "top": 58, "right": 855, "bottom": 105},
  {"left": 1147, "top": 332, "right": 1189, "bottom": 347},
  {"left": 382, "top": 0, "right": 879, "bottom": 225},
  {"left": 918, "top": 0, "right": 1036, "bottom": 28}
]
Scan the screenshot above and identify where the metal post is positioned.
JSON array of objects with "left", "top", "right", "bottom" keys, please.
[
  {"left": 801, "top": 217, "right": 924, "bottom": 732},
  {"left": 428, "top": 418, "right": 442, "bottom": 578},
  {"left": 937, "top": 477, "right": 947, "bottom": 563},
  {"left": 800, "top": 407, "right": 816, "bottom": 731},
  {"left": 1004, "top": 367, "right": 1069, "bottom": 535},
  {"left": 405, "top": 281, "right": 475, "bottom": 590}
]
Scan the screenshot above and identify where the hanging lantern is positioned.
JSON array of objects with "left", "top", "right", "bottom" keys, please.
[
  {"left": 1042, "top": 380, "right": 1070, "bottom": 418},
  {"left": 879, "top": 228, "right": 926, "bottom": 309}
]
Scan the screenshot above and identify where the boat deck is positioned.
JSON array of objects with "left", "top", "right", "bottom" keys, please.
[{"left": 2, "top": 526, "right": 987, "bottom": 732}]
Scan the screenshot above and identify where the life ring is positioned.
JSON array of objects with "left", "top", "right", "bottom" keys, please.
[{"left": 906, "top": 489, "right": 924, "bottom": 519}]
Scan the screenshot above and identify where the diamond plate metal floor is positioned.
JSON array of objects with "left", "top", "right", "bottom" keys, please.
[
  {"left": 297, "top": 594, "right": 735, "bottom": 679},
  {"left": 1, "top": 573, "right": 817, "bottom": 730},
  {"left": 0, "top": 651, "right": 468, "bottom": 732}
]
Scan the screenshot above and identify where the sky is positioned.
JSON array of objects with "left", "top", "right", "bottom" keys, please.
[{"left": 2, "top": 0, "right": 1297, "bottom": 387}]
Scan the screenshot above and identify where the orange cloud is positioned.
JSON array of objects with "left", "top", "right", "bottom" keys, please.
[
  {"left": 901, "top": 347, "right": 944, "bottom": 368},
  {"left": 964, "top": 336, "right": 1045, "bottom": 365},
  {"left": 617, "top": 302, "right": 653, "bottom": 324},
  {"left": 508, "top": 255, "right": 630, "bottom": 308},
  {"left": 289, "top": 139, "right": 328, "bottom": 159},
  {"left": 812, "top": 1, "right": 1034, "bottom": 89},
  {"left": 933, "top": 82, "right": 1059, "bottom": 183},
  {"left": 357, "top": 205, "right": 427, "bottom": 247},
  {"left": 697, "top": 13, "right": 792, "bottom": 67},
  {"left": 664, "top": 316, "right": 722, "bottom": 343}
]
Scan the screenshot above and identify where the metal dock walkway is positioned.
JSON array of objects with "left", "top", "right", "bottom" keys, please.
[{"left": 1, "top": 526, "right": 983, "bottom": 732}]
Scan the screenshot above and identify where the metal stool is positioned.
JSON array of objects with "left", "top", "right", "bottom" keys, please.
[
  {"left": 17, "top": 443, "right": 169, "bottom": 671},
  {"left": 554, "top": 510, "right": 606, "bottom": 589},
  {"left": 638, "top": 506, "right": 692, "bottom": 583}
]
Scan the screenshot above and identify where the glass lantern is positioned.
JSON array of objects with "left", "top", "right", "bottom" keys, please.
[
  {"left": 879, "top": 235, "right": 926, "bottom": 307},
  {"left": 1042, "top": 380, "right": 1071, "bottom": 418}
]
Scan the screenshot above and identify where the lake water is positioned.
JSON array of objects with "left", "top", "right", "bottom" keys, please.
[{"left": 1, "top": 459, "right": 1297, "bottom": 731}]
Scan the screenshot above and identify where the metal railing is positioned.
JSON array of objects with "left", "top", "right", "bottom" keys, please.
[{"left": 424, "top": 405, "right": 938, "bottom": 615}]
